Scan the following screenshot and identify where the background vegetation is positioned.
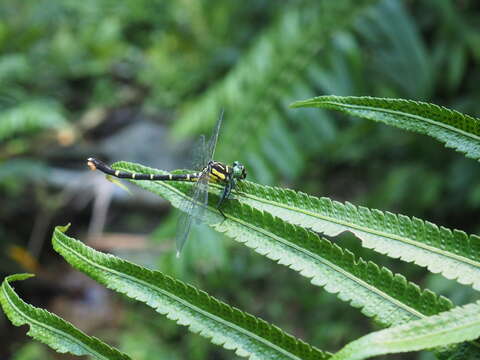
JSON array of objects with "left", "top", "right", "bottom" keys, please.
[{"left": 1, "top": 0, "right": 479, "bottom": 359}]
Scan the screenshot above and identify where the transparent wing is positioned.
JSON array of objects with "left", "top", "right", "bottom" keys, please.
[
  {"left": 193, "top": 165, "right": 211, "bottom": 224},
  {"left": 205, "top": 109, "right": 224, "bottom": 161},
  {"left": 176, "top": 110, "right": 223, "bottom": 256},
  {"left": 175, "top": 210, "right": 193, "bottom": 257},
  {"left": 190, "top": 134, "right": 207, "bottom": 171},
  {"left": 175, "top": 167, "right": 210, "bottom": 256}
]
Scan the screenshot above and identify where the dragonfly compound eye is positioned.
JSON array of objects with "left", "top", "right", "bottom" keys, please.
[{"left": 233, "top": 162, "right": 246, "bottom": 179}]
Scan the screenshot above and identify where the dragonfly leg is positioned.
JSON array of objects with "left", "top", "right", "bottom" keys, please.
[
  {"left": 217, "top": 186, "right": 229, "bottom": 219},
  {"left": 217, "top": 179, "right": 235, "bottom": 219},
  {"left": 218, "top": 207, "right": 227, "bottom": 220}
]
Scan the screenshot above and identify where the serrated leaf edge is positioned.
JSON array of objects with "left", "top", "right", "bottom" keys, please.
[
  {"left": 292, "top": 96, "right": 480, "bottom": 143},
  {"left": 53, "top": 227, "right": 326, "bottom": 360},
  {"left": 112, "top": 162, "right": 452, "bottom": 326},
  {"left": 331, "top": 301, "right": 480, "bottom": 360},
  {"left": 239, "top": 185, "right": 479, "bottom": 267},
  {"left": 231, "top": 213, "right": 425, "bottom": 319},
  {"left": 0, "top": 274, "right": 125, "bottom": 360}
]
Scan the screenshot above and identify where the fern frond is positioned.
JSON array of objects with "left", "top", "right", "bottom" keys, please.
[
  {"left": 110, "top": 161, "right": 452, "bottom": 328},
  {"left": 355, "top": 0, "right": 431, "bottom": 98},
  {"left": 235, "top": 180, "right": 480, "bottom": 290},
  {"left": 52, "top": 225, "right": 329, "bottom": 360},
  {"left": 174, "top": 0, "right": 380, "bottom": 181},
  {"left": 109, "top": 161, "right": 480, "bottom": 292},
  {"left": 0, "top": 101, "right": 67, "bottom": 142},
  {"left": 331, "top": 301, "right": 480, "bottom": 360},
  {"left": 291, "top": 96, "right": 480, "bottom": 161},
  {"left": 0, "top": 273, "right": 131, "bottom": 360}
]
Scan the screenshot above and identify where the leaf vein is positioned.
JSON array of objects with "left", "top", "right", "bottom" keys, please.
[{"left": 54, "top": 236, "right": 304, "bottom": 360}]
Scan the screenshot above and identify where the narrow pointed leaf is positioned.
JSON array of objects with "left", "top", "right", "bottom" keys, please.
[
  {"left": 110, "top": 161, "right": 452, "bottom": 328},
  {"left": 52, "top": 226, "right": 329, "bottom": 360},
  {"left": 0, "top": 273, "right": 131, "bottom": 360},
  {"left": 110, "top": 162, "right": 480, "bottom": 291},
  {"left": 331, "top": 302, "right": 480, "bottom": 360},
  {"left": 235, "top": 180, "right": 480, "bottom": 291},
  {"left": 291, "top": 95, "right": 480, "bottom": 160}
]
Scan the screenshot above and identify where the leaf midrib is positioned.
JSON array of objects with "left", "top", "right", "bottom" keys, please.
[
  {"left": 358, "top": 309, "right": 480, "bottom": 355},
  {"left": 231, "top": 215, "right": 424, "bottom": 321},
  {"left": 1, "top": 283, "right": 108, "bottom": 360},
  {"left": 119, "top": 163, "right": 480, "bottom": 269},
  {"left": 377, "top": 320, "right": 480, "bottom": 347},
  {"left": 310, "top": 100, "right": 480, "bottom": 143},
  {"left": 54, "top": 234, "right": 306, "bottom": 360},
  {"left": 115, "top": 169, "right": 426, "bottom": 320},
  {"left": 239, "top": 189, "right": 480, "bottom": 269}
]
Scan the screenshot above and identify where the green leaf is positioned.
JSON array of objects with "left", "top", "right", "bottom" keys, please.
[
  {"left": 331, "top": 302, "right": 480, "bottom": 360},
  {"left": 109, "top": 161, "right": 480, "bottom": 293},
  {"left": 234, "top": 180, "right": 480, "bottom": 291},
  {"left": 110, "top": 161, "right": 452, "bottom": 328},
  {"left": 0, "top": 273, "right": 131, "bottom": 360},
  {"left": 291, "top": 95, "right": 480, "bottom": 161},
  {"left": 52, "top": 225, "right": 329, "bottom": 360}
]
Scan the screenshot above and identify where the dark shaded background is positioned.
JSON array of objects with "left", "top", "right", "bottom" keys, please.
[{"left": 1, "top": 0, "right": 479, "bottom": 359}]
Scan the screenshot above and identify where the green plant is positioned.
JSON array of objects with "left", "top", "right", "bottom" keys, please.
[
  {"left": 2, "top": 96, "right": 480, "bottom": 359},
  {"left": 173, "top": 0, "right": 380, "bottom": 183},
  {"left": 2, "top": 0, "right": 479, "bottom": 358}
]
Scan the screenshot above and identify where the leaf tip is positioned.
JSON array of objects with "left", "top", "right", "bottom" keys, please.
[
  {"left": 106, "top": 175, "right": 132, "bottom": 194},
  {"left": 55, "top": 223, "right": 71, "bottom": 233},
  {"left": 5, "top": 273, "right": 35, "bottom": 283},
  {"left": 289, "top": 100, "right": 307, "bottom": 108}
]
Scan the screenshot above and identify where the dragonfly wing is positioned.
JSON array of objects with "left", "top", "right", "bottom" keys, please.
[
  {"left": 175, "top": 208, "right": 194, "bottom": 257},
  {"left": 176, "top": 109, "right": 223, "bottom": 256},
  {"left": 175, "top": 168, "right": 210, "bottom": 256},
  {"left": 191, "top": 167, "right": 210, "bottom": 224},
  {"left": 190, "top": 134, "right": 207, "bottom": 170},
  {"left": 205, "top": 109, "right": 224, "bottom": 161}
]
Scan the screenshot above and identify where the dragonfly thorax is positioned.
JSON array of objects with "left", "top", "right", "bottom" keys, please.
[{"left": 207, "top": 160, "right": 246, "bottom": 183}]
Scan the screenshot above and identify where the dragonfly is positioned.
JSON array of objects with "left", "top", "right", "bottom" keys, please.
[{"left": 87, "top": 112, "right": 247, "bottom": 256}]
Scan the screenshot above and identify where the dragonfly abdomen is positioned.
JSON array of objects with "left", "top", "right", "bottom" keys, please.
[{"left": 87, "top": 158, "right": 200, "bottom": 181}]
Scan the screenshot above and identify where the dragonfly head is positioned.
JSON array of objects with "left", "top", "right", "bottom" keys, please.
[{"left": 232, "top": 161, "right": 247, "bottom": 180}]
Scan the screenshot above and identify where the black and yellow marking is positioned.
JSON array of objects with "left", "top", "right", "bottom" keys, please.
[
  {"left": 87, "top": 158, "right": 232, "bottom": 184},
  {"left": 87, "top": 158, "right": 203, "bottom": 182},
  {"left": 87, "top": 156, "right": 245, "bottom": 226},
  {"left": 87, "top": 111, "right": 249, "bottom": 257},
  {"left": 211, "top": 168, "right": 225, "bottom": 180},
  {"left": 208, "top": 161, "right": 231, "bottom": 183}
]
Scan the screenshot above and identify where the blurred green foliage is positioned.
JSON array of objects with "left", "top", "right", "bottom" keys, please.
[{"left": 1, "top": 0, "right": 479, "bottom": 359}]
